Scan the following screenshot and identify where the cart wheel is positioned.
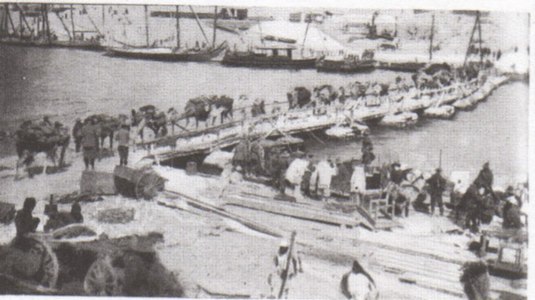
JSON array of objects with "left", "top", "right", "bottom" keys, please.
[
  {"left": 84, "top": 256, "right": 122, "bottom": 296},
  {"left": 29, "top": 239, "right": 59, "bottom": 289},
  {"left": 135, "top": 173, "right": 165, "bottom": 200}
]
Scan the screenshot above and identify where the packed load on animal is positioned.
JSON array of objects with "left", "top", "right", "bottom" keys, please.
[
  {"left": 231, "top": 136, "right": 304, "bottom": 179},
  {"left": 14, "top": 118, "right": 70, "bottom": 168}
]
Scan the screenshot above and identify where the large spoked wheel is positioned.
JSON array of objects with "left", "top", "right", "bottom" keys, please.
[
  {"left": 135, "top": 173, "right": 165, "bottom": 200},
  {"left": 28, "top": 238, "right": 59, "bottom": 289},
  {"left": 84, "top": 255, "right": 123, "bottom": 296}
]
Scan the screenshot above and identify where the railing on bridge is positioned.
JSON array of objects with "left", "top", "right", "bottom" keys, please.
[{"left": 137, "top": 77, "right": 482, "bottom": 152}]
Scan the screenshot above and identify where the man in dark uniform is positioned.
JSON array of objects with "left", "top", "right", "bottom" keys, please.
[
  {"left": 361, "top": 147, "right": 376, "bottom": 167},
  {"left": 461, "top": 184, "right": 484, "bottom": 232},
  {"left": 14, "top": 197, "right": 40, "bottom": 248},
  {"left": 273, "top": 151, "right": 291, "bottom": 194},
  {"left": 426, "top": 168, "right": 447, "bottom": 216},
  {"left": 390, "top": 163, "right": 404, "bottom": 185},
  {"left": 474, "top": 162, "right": 493, "bottom": 193},
  {"left": 81, "top": 118, "right": 99, "bottom": 170},
  {"left": 503, "top": 196, "right": 522, "bottom": 229},
  {"left": 72, "top": 118, "right": 84, "bottom": 153},
  {"left": 232, "top": 138, "right": 249, "bottom": 175},
  {"left": 40, "top": 116, "right": 53, "bottom": 128},
  {"left": 361, "top": 132, "right": 373, "bottom": 153}
]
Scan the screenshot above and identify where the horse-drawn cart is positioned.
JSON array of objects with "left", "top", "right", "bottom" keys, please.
[{"left": 0, "top": 225, "right": 181, "bottom": 296}]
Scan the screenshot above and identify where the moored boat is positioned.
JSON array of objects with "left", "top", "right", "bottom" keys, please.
[
  {"left": 316, "top": 55, "right": 376, "bottom": 73},
  {"left": 221, "top": 46, "right": 316, "bottom": 69},
  {"left": 376, "top": 60, "right": 427, "bottom": 72},
  {"left": 0, "top": 36, "right": 105, "bottom": 51},
  {"left": 453, "top": 95, "right": 478, "bottom": 110},
  {"left": 379, "top": 111, "right": 418, "bottom": 128},
  {"left": 423, "top": 105, "right": 455, "bottom": 119},
  {"left": 106, "top": 42, "right": 227, "bottom": 62}
]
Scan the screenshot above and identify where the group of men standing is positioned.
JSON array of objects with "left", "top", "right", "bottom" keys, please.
[
  {"left": 425, "top": 161, "right": 525, "bottom": 232},
  {"left": 72, "top": 118, "right": 131, "bottom": 170}
]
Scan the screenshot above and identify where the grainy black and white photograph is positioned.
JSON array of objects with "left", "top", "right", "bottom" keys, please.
[{"left": 0, "top": 0, "right": 530, "bottom": 299}]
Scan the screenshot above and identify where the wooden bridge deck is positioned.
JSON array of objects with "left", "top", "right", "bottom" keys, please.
[{"left": 139, "top": 76, "right": 508, "bottom": 162}]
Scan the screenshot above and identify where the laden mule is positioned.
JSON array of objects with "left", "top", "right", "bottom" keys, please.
[
  {"left": 208, "top": 95, "right": 234, "bottom": 125},
  {"left": 180, "top": 96, "right": 213, "bottom": 129},
  {"left": 251, "top": 99, "right": 266, "bottom": 117},
  {"left": 287, "top": 87, "right": 312, "bottom": 109},
  {"left": 15, "top": 122, "right": 70, "bottom": 178},
  {"left": 313, "top": 85, "right": 339, "bottom": 106},
  {"left": 131, "top": 106, "right": 168, "bottom": 143}
]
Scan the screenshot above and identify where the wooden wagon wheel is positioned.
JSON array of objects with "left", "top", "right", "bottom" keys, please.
[
  {"left": 135, "top": 173, "right": 165, "bottom": 200},
  {"left": 84, "top": 255, "right": 123, "bottom": 296},
  {"left": 28, "top": 238, "right": 59, "bottom": 289}
]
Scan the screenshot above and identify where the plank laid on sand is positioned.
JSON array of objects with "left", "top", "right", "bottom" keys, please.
[
  {"left": 163, "top": 189, "right": 284, "bottom": 238},
  {"left": 223, "top": 194, "right": 369, "bottom": 228}
]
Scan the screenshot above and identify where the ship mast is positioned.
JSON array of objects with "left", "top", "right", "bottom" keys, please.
[
  {"left": 15, "top": 4, "right": 32, "bottom": 38},
  {"left": 82, "top": 4, "right": 103, "bottom": 37},
  {"left": 189, "top": 5, "right": 210, "bottom": 45},
  {"left": 18, "top": 4, "right": 22, "bottom": 37},
  {"left": 212, "top": 6, "right": 217, "bottom": 47},
  {"left": 144, "top": 5, "right": 150, "bottom": 47},
  {"left": 43, "top": 4, "right": 50, "bottom": 42},
  {"left": 463, "top": 11, "right": 482, "bottom": 68},
  {"left": 428, "top": 14, "right": 435, "bottom": 61},
  {"left": 477, "top": 12, "right": 483, "bottom": 66},
  {"left": 70, "top": 4, "right": 75, "bottom": 41},
  {"left": 5, "top": 4, "right": 16, "bottom": 37},
  {"left": 0, "top": 6, "right": 4, "bottom": 35},
  {"left": 175, "top": 5, "right": 180, "bottom": 49}
]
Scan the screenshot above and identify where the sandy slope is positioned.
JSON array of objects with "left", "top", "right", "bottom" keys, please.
[{"left": 0, "top": 147, "right": 526, "bottom": 299}]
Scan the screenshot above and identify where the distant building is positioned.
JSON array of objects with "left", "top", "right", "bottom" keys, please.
[
  {"left": 289, "top": 12, "right": 302, "bottom": 23},
  {"left": 219, "top": 8, "right": 248, "bottom": 20},
  {"left": 289, "top": 12, "right": 325, "bottom": 24}
]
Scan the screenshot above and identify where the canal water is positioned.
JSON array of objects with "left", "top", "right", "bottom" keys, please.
[{"left": 0, "top": 45, "right": 528, "bottom": 187}]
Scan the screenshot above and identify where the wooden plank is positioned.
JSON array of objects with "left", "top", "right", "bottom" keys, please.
[
  {"left": 163, "top": 189, "right": 284, "bottom": 238},
  {"left": 362, "top": 239, "right": 466, "bottom": 265},
  {"left": 223, "top": 194, "right": 366, "bottom": 228},
  {"left": 398, "top": 274, "right": 464, "bottom": 298}
]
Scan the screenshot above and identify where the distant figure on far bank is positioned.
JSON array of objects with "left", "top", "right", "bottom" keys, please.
[
  {"left": 340, "top": 259, "right": 378, "bottom": 300},
  {"left": 81, "top": 118, "right": 100, "bottom": 170},
  {"left": 116, "top": 124, "right": 130, "bottom": 166},
  {"left": 426, "top": 168, "right": 447, "bottom": 216},
  {"left": 40, "top": 116, "right": 53, "bottom": 128}
]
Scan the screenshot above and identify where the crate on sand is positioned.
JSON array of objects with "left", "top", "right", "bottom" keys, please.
[{"left": 80, "top": 171, "right": 117, "bottom": 195}]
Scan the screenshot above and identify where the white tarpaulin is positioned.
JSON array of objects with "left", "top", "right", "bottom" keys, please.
[{"left": 350, "top": 166, "right": 366, "bottom": 192}]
